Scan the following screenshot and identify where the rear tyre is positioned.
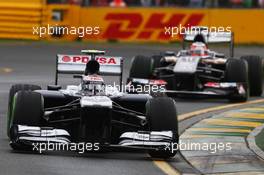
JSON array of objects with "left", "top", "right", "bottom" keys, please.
[
  {"left": 129, "top": 55, "right": 153, "bottom": 79},
  {"left": 9, "top": 91, "right": 44, "bottom": 150},
  {"left": 146, "top": 97, "right": 178, "bottom": 159},
  {"left": 7, "top": 84, "right": 41, "bottom": 136},
  {"left": 241, "top": 55, "right": 263, "bottom": 96},
  {"left": 225, "top": 59, "right": 248, "bottom": 102}
]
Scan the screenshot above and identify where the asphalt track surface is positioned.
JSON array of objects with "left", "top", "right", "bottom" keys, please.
[{"left": 0, "top": 42, "right": 263, "bottom": 175}]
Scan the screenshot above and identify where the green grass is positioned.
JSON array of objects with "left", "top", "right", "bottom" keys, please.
[{"left": 255, "top": 128, "right": 264, "bottom": 151}]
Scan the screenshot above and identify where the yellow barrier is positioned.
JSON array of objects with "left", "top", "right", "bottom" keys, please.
[
  {"left": 0, "top": 4, "right": 263, "bottom": 43},
  {"left": 79, "top": 8, "right": 264, "bottom": 43},
  {"left": 0, "top": 0, "right": 45, "bottom": 40},
  {"left": 0, "top": 1, "right": 79, "bottom": 41}
]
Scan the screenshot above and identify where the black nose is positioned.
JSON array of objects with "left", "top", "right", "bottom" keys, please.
[{"left": 85, "top": 60, "right": 100, "bottom": 75}]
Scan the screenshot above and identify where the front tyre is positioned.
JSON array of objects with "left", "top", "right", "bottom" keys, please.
[
  {"left": 9, "top": 91, "right": 44, "bottom": 150},
  {"left": 241, "top": 55, "right": 263, "bottom": 96},
  {"left": 151, "top": 55, "right": 163, "bottom": 70},
  {"left": 7, "top": 84, "right": 41, "bottom": 137},
  {"left": 146, "top": 97, "right": 178, "bottom": 159},
  {"left": 225, "top": 59, "right": 248, "bottom": 102},
  {"left": 129, "top": 55, "right": 153, "bottom": 79}
]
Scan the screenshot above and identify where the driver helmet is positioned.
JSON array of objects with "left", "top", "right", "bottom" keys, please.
[{"left": 190, "top": 42, "right": 208, "bottom": 56}]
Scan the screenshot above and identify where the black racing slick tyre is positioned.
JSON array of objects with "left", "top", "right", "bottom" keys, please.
[
  {"left": 9, "top": 91, "right": 44, "bottom": 139},
  {"left": 151, "top": 55, "right": 163, "bottom": 69},
  {"left": 129, "top": 55, "right": 153, "bottom": 79},
  {"left": 225, "top": 59, "right": 248, "bottom": 102},
  {"left": 7, "top": 84, "right": 41, "bottom": 137},
  {"left": 11, "top": 91, "right": 43, "bottom": 127},
  {"left": 241, "top": 55, "right": 263, "bottom": 96},
  {"left": 9, "top": 91, "right": 44, "bottom": 150},
  {"left": 146, "top": 97, "right": 178, "bottom": 159}
]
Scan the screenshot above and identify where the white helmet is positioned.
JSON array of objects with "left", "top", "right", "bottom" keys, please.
[{"left": 190, "top": 42, "right": 208, "bottom": 56}]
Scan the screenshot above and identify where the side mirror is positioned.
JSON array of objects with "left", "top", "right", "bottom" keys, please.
[{"left": 47, "top": 85, "right": 62, "bottom": 91}]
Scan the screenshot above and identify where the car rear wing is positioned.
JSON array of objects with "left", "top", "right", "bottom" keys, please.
[
  {"left": 55, "top": 54, "right": 123, "bottom": 86},
  {"left": 182, "top": 27, "right": 234, "bottom": 57}
]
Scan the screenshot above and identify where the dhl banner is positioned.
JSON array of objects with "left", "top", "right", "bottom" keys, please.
[{"left": 79, "top": 8, "right": 264, "bottom": 43}]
